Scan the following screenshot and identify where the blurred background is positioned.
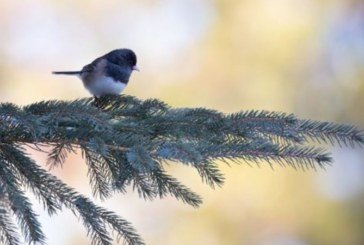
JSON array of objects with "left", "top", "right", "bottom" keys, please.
[{"left": 1, "top": 0, "right": 364, "bottom": 244}]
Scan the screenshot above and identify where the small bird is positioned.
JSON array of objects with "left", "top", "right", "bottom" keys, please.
[{"left": 53, "top": 49, "right": 139, "bottom": 97}]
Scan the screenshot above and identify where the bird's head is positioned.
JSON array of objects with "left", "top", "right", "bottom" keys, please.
[{"left": 106, "top": 49, "right": 139, "bottom": 71}]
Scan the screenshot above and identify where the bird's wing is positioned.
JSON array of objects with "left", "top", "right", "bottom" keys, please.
[{"left": 81, "top": 57, "right": 103, "bottom": 73}]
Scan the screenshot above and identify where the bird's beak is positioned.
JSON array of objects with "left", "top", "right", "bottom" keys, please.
[{"left": 132, "top": 65, "right": 140, "bottom": 72}]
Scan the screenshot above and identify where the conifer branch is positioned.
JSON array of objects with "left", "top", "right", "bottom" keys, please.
[
  {"left": 0, "top": 95, "right": 363, "bottom": 244},
  {"left": 0, "top": 206, "right": 20, "bottom": 245}
]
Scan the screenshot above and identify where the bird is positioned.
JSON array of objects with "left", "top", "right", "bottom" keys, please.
[{"left": 52, "top": 49, "right": 139, "bottom": 97}]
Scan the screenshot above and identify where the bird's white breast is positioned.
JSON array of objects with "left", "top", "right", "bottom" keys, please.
[
  {"left": 80, "top": 59, "right": 126, "bottom": 97},
  {"left": 83, "top": 75, "right": 126, "bottom": 97}
]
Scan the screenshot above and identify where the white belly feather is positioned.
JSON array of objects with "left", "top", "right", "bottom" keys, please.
[{"left": 83, "top": 75, "right": 126, "bottom": 97}]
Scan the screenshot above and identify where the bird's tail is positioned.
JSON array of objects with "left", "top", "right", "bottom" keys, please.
[{"left": 52, "top": 71, "right": 82, "bottom": 75}]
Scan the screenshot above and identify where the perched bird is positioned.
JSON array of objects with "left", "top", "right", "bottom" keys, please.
[{"left": 53, "top": 49, "right": 139, "bottom": 97}]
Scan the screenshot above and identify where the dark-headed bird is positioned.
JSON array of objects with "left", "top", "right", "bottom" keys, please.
[{"left": 53, "top": 49, "right": 139, "bottom": 97}]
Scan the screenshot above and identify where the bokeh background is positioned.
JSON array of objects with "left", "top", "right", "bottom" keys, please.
[{"left": 1, "top": 0, "right": 364, "bottom": 244}]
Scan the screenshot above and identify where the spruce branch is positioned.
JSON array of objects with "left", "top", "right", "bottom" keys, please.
[
  {"left": 0, "top": 95, "right": 363, "bottom": 245},
  {"left": 0, "top": 157, "right": 45, "bottom": 244},
  {"left": 0, "top": 206, "right": 20, "bottom": 245}
]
